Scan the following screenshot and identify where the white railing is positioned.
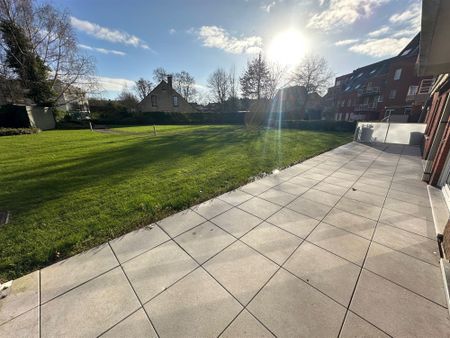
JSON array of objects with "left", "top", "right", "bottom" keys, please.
[{"left": 354, "top": 122, "right": 426, "bottom": 145}]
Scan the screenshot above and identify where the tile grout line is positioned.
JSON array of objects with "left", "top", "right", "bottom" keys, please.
[
  {"left": 336, "top": 144, "right": 403, "bottom": 338},
  {"left": 38, "top": 269, "right": 41, "bottom": 338},
  {"left": 106, "top": 242, "right": 161, "bottom": 338}
]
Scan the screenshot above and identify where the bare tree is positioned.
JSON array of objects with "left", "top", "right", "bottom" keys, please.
[
  {"left": 228, "top": 65, "right": 237, "bottom": 99},
  {"left": 153, "top": 67, "right": 167, "bottom": 83},
  {"left": 290, "top": 54, "right": 334, "bottom": 119},
  {"left": 117, "top": 85, "right": 138, "bottom": 111},
  {"left": 174, "top": 70, "right": 196, "bottom": 102},
  {"left": 134, "top": 77, "right": 152, "bottom": 100},
  {"left": 207, "top": 68, "right": 229, "bottom": 104},
  {"left": 0, "top": 0, "right": 97, "bottom": 106},
  {"left": 240, "top": 53, "right": 271, "bottom": 100},
  {"left": 266, "top": 63, "right": 287, "bottom": 100}
]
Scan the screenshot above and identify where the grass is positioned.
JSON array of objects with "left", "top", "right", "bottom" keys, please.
[{"left": 0, "top": 125, "right": 352, "bottom": 281}]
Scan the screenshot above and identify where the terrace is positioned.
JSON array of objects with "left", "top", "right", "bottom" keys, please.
[{"left": 1, "top": 141, "right": 448, "bottom": 337}]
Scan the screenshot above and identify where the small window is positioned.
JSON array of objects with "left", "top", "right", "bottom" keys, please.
[
  {"left": 335, "top": 80, "right": 341, "bottom": 86},
  {"left": 357, "top": 72, "right": 363, "bottom": 78},
  {"left": 407, "top": 85, "right": 418, "bottom": 96},
  {"left": 370, "top": 69, "right": 377, "bottom": 74},
  {"left": 401, "top": 48, "right": 411, "bottom": 56},
  {"left": 355, "top": 84, "right": 361, "bottom": 89},
  {"left": 172, "top": 96, "right": 179, "bottom": 107},
  {"left": 377, "top": 95, "right": 383, "bottom": 102},
  {"left": 344, "top": 85, "right": 351, "bottom": 91},
  {"left": 394, "top": 68, "right": 402, "bottom": 80},
  {"left": 389, "top": 89, "right": 397, "bottom": 99},
  {"left": 151, "top": 95, "right": 157, "bottom": 107}
]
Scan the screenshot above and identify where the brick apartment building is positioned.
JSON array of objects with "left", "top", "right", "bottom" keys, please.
[{"left": 326, "top": 34, "right": 434, "bottom": 122}]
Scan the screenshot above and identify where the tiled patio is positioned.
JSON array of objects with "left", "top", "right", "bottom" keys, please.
[{"left": 1, "top": 142, "right": 449, "bottom": 337}]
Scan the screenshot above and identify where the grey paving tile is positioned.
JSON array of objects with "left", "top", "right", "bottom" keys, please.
[
  {"left": 379, "top": 208, "right": 435, "bottom": 239},
  {"left": 122, "top": 240, "right": 198, "bottom": 303},
  {"left": 390, "top": 182, "right": 429, "bottom": 198},
  {"left": 364, "top": 242, "right": 446, "bottom": 306},
  {"left": 289, "top": 176, "right": 320, "bottom": 188},
  {"left": 240, "top": 181, "right": 272, "bottom": 195},
  {"left": 0, "top": 308, "right": 38, "bottom": 338},
  {"left": 330, "top": 171, "right": 360, "bottom": 181},
  {"left": 335, "top": 197, "right": 382, "bottom": 221},
  {"left": 383, "top": 198, "right": 433, "bottom": 220},
  {"left": 373, "top": 223, "right": 439, "bottom": 266},
  {"left": 287, "top": 197, "right": 333, "bottom": 220},
  {"left": 218, "top": 190, "right": 253, "bottom": 206},
  {"left": 101, "top": 309, "right": 157, "bottom": 338},
  {"left": 344, "top": 189, "right": 385, "bottom": 207},
  {"left": 266, "top": 208, "right": 319, "bottom": 238},
  {"left": 387, "top": 188, "right": 430, "bottom": 206},
  {"left": 258, "top": 188, "right": 297, "bottom": 206},
  {"left": 41, "top": 267, "right": 140, "bottom": 337},
  {"left": 284, "top": 242, "right": 360, "bottom": 306},
  {"left": 174, "top": 221, "right": 235, "bottom": 264},
  {"left": 221, "top": 310, "right": 274, "bottom": 338},
  {"left": 323, "top": 208, "right": 377, "bottom": 240},
  {"left": 302, "top": 188, "right": 342, "bottom": 207},
  {"left": 0, "top": 271, "right": 39, "bottom": 325},
  {"left": 300, "top": 171, "right": 328, "bottom": 181},
  {"left": 238, "top": 197, "right": 281, "bottom": 219},
  {"left": 314, "top": 182, "right": 349, "bottom": 196},
  {"left": 352, "top": 182, "right": 388, "bottom": 196},
  {"left": 192, "top": 198, "right": 233, "bottom": 220},
  {"left": 241, "top": 222, "right": 302, "bottom": 264},
  {"left": 274, "top": 181, "right": 309, "bottom": 195},
  {"left": 258, "top": 175, "right": 288, "bottom": 187},
  {"left": 357, "top": 177, "right": 391, "bottom": 189},
  {"left": 145, "top": 268, "right": 242, "bottom": 337},
  {"left": 323, "top": 176, "right": 355, "bottom": 188},
  {"left": 41, "top": 244, "right": 118, "bottom": 303},
  {"left": 204, "top": 241, "right": 278, "bottom": 305},
  {"left": 211, "top": 207, "right": 262, "bottom": 238},
  {"left": 109, "top": 224, "right": 170, "bottom": 263},
  {"left": 248, "top": 269, "right": 346, "bottom": 337},
  {"left": 350, "top": 270, "right": 450, "bottom": 337},
  {"left": 307, "top": 223, "right": 370, "bottom": 266},
  {"left": 157, "top": 209, "right": 206, "bottom": 237},
  {"left": 340, "top": 311, "right": 389, "bottom": 338}
]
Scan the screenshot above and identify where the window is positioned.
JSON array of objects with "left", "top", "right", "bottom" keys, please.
[
  {"left": 394, "top": 68, "right": 402, "bottom": 80},
  {"left": 355, "top": 84, "right": 361, "bottom": 89},
  {"left": 335, "top": 80, "right": 341, "bottom": 86},
  {"left": 347, "top": 99, "right": 351, "bottom": 107},
  {"left": 418, "top": 78, "right": 435, "bottom": 94},
  {"left": 344, "top": 85, "right": 351, "bottom": 91},
  {"left": 341, "top": 100, "right": 345, "bottom": 107},
  {"left": 389, "top": 89, "right": 397, "bottom": 99},
  {"left": 370, "top": 69, "right": 377, "bottom": 74},
  {"left": 377, "top": 95, "right": 383, "bottom": 102},
  {"left": 151, "top": 95, "right": 157, "bottom": 107},
  {"left": 172, "top": 96, "right": 179, "bottom": 107},
  {"left": 401, "top": 48, "right": 411, "bottom": 56},
  {"left": 357, "top": 72, "right": 363, "bottom": 78},
  {"left": 407, "top": 85, "right": 419, "bottom": 96}
]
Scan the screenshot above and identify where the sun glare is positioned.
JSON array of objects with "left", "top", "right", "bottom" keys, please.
[{"left": 268, "top": 30, "right": 307, "bottom": 67}]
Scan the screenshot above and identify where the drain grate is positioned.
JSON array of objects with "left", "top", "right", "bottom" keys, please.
[{"left": 0, "top": 211, "right": 9, "bottom": 227}]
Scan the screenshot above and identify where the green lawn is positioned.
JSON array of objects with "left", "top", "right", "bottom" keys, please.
[{"left": 0, "top": 125, "right": 352, "bottom": 281}]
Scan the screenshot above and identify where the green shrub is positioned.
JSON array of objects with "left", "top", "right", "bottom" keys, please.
[{"left": 0, "top": 127, "right": 40, "bottom": 136}]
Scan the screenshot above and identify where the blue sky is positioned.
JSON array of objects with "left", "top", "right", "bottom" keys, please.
[{"left": 56, "top": 0, "right": 421, "bottom": 100}]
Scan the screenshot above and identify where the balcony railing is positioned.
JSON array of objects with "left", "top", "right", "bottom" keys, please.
[
  {"left": 354, "top": 103, "right": 378, "bottom": 112},
  {"left": 358, "top": 87, "right": 380, "bottom": 96}
]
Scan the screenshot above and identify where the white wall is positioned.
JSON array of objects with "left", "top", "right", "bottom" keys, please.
[{"left": 355, "top": 122, "right": 426, "bottom": 145}]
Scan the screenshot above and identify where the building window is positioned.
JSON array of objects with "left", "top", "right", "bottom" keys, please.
[
  {"left": 401, "top": 48, "right": 412, "bottom": 56},
  {"left": 341, "top": 100, "right": 345, "bottom": 107},
  {"left": 347, "top": 99, "right": 351, "bottom": 107},
  {"left": 407, "top": 85, "right": 419, "bottom": 96},
  {"left": 172, "top": 96, "right": 179, "bottom": 107},
  {"left": 335, "top": 80, "right": 341, "bottom": 86},
  {"left": 418, "top": 78, "right": 435, "bottom": 94},
  {"left": 151, "top": 95, "right": 157, "bottom": 107},
  {"left": 389, "top": 89, "right": 396, "bottom": 99},
  {"left": 394, "top": 68, "right": 402, "bottom": 80},
  {"left": 377, "top": 95, "right": 383, "bottom": 102}
]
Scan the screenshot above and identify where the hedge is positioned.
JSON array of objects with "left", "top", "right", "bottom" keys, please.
[
  {"left": 0, "top": 105, "right": 31, "bottom": 128},
  {"left": 0, "top": 127, "right": 40, "bottom": 136},
  {"left": 276, "top": 120, "right": 356, "bottom": 132}
]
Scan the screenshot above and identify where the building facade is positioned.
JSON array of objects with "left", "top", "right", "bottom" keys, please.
[
  {"left": 327, "top": 34, "right": 434, "bottom": 122},
  {"left": 138, "top": 75, "right": 197, "bottom": 113}
]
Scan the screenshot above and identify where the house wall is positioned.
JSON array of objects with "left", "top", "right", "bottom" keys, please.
[
  {"left": 138, "top": 81, "right": 196, "bottom": 113},
  {"left": 26, "top": 106, "right": 56, "bottom": 130}
]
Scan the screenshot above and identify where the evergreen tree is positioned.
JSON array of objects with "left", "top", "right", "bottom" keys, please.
[{"left": 240, "top": 53, "right": 271, "bottom": 100}]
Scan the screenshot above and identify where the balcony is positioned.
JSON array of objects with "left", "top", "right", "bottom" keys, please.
[
  {"left": 358, "top": 87, "right": 381, "bottom": 96},
  {"left": 354, "top": 103, "right": 378, "bottom": 112}
]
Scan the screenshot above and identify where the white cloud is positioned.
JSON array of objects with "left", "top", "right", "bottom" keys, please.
[
  {"left": 349, "top": 37, "right": 411, "bottom": 57},
  {"left": 95, "top": 76, "right": 135, "bottom": 92},
  {"left": 307, "top": 0, "right": 390, "bottom": 31},
  {"left": 79, "top": 44, "right": 126, "bottom": 56},
  {"left": 70, "top": 17, "right": 150, "bottom": 49},
  {"left": 335, "top": 38, "right": 359, "bottom": 46},
  {"left": 389, "top": 2, "right": 421, "bottom": 29},
  {"left": 367, "top": 26, "right": 390, "bottom": 37},
  {"left": 261, "top": 1, "right": 277, "bottom": 12},
  {"left": 169, "top": 28, "right": 176, "bottom": 35},
  {"left": 197, "top": 26, "right": 262, "bottom": 54}
]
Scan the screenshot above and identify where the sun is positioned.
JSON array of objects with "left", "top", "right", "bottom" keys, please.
[{"left": 268, "top": 30, "right": 308, "bottom": 67}]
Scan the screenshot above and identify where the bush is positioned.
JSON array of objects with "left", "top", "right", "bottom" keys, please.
[
  {"left": 0, "top": 127, "right": 40, "bottom": 136},
  {"left": 275, "top": 119, "right": 356, "bottom": 132}
]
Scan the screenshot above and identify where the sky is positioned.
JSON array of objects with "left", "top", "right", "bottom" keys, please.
[{"left": 55, "top": 0, "right": 422, "bottom": 101}]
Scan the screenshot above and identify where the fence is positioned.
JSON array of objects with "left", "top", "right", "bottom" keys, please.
[{"left": 354, "top": 122, "right": 426, "bottom": 145}]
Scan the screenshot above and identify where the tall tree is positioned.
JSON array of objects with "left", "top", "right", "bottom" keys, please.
[
  {"left": 174, "top": 70, "right": 196, "bottom": 102},
  {"left": 153, "top": 67, "right": 167, "bottom": 83},
  {"left": 291, "top": 54, "right": 334, "bottom": 118},
  {"left": 0, "top": 0, "right": 96, "bottom": 106},
  {"left": 207, "top": 68, "right": 229, "bottom": 104},
  {"left": 134, "top": 77, "right": 152, "bottom": 100},
  {"left": 240, "top": 53, "right": 271, "bottom": 100},
  {"left": 117, "top": 85, "right": 138, "bottom": 111}
]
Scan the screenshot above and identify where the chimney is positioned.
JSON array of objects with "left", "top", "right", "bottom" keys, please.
[{"left": 167, "top": 75, "right": 173, "bottom": 88}]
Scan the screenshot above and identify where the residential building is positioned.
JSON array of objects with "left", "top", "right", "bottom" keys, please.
[
  {"left": 271, "top": 85, "right": 323, "bottom": 119},
  {"left": 138, "top": 75, "right": 197, "bottom": 113},
  {"left": 328, "top": 34, "right": 434, "bottom": 122}
]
